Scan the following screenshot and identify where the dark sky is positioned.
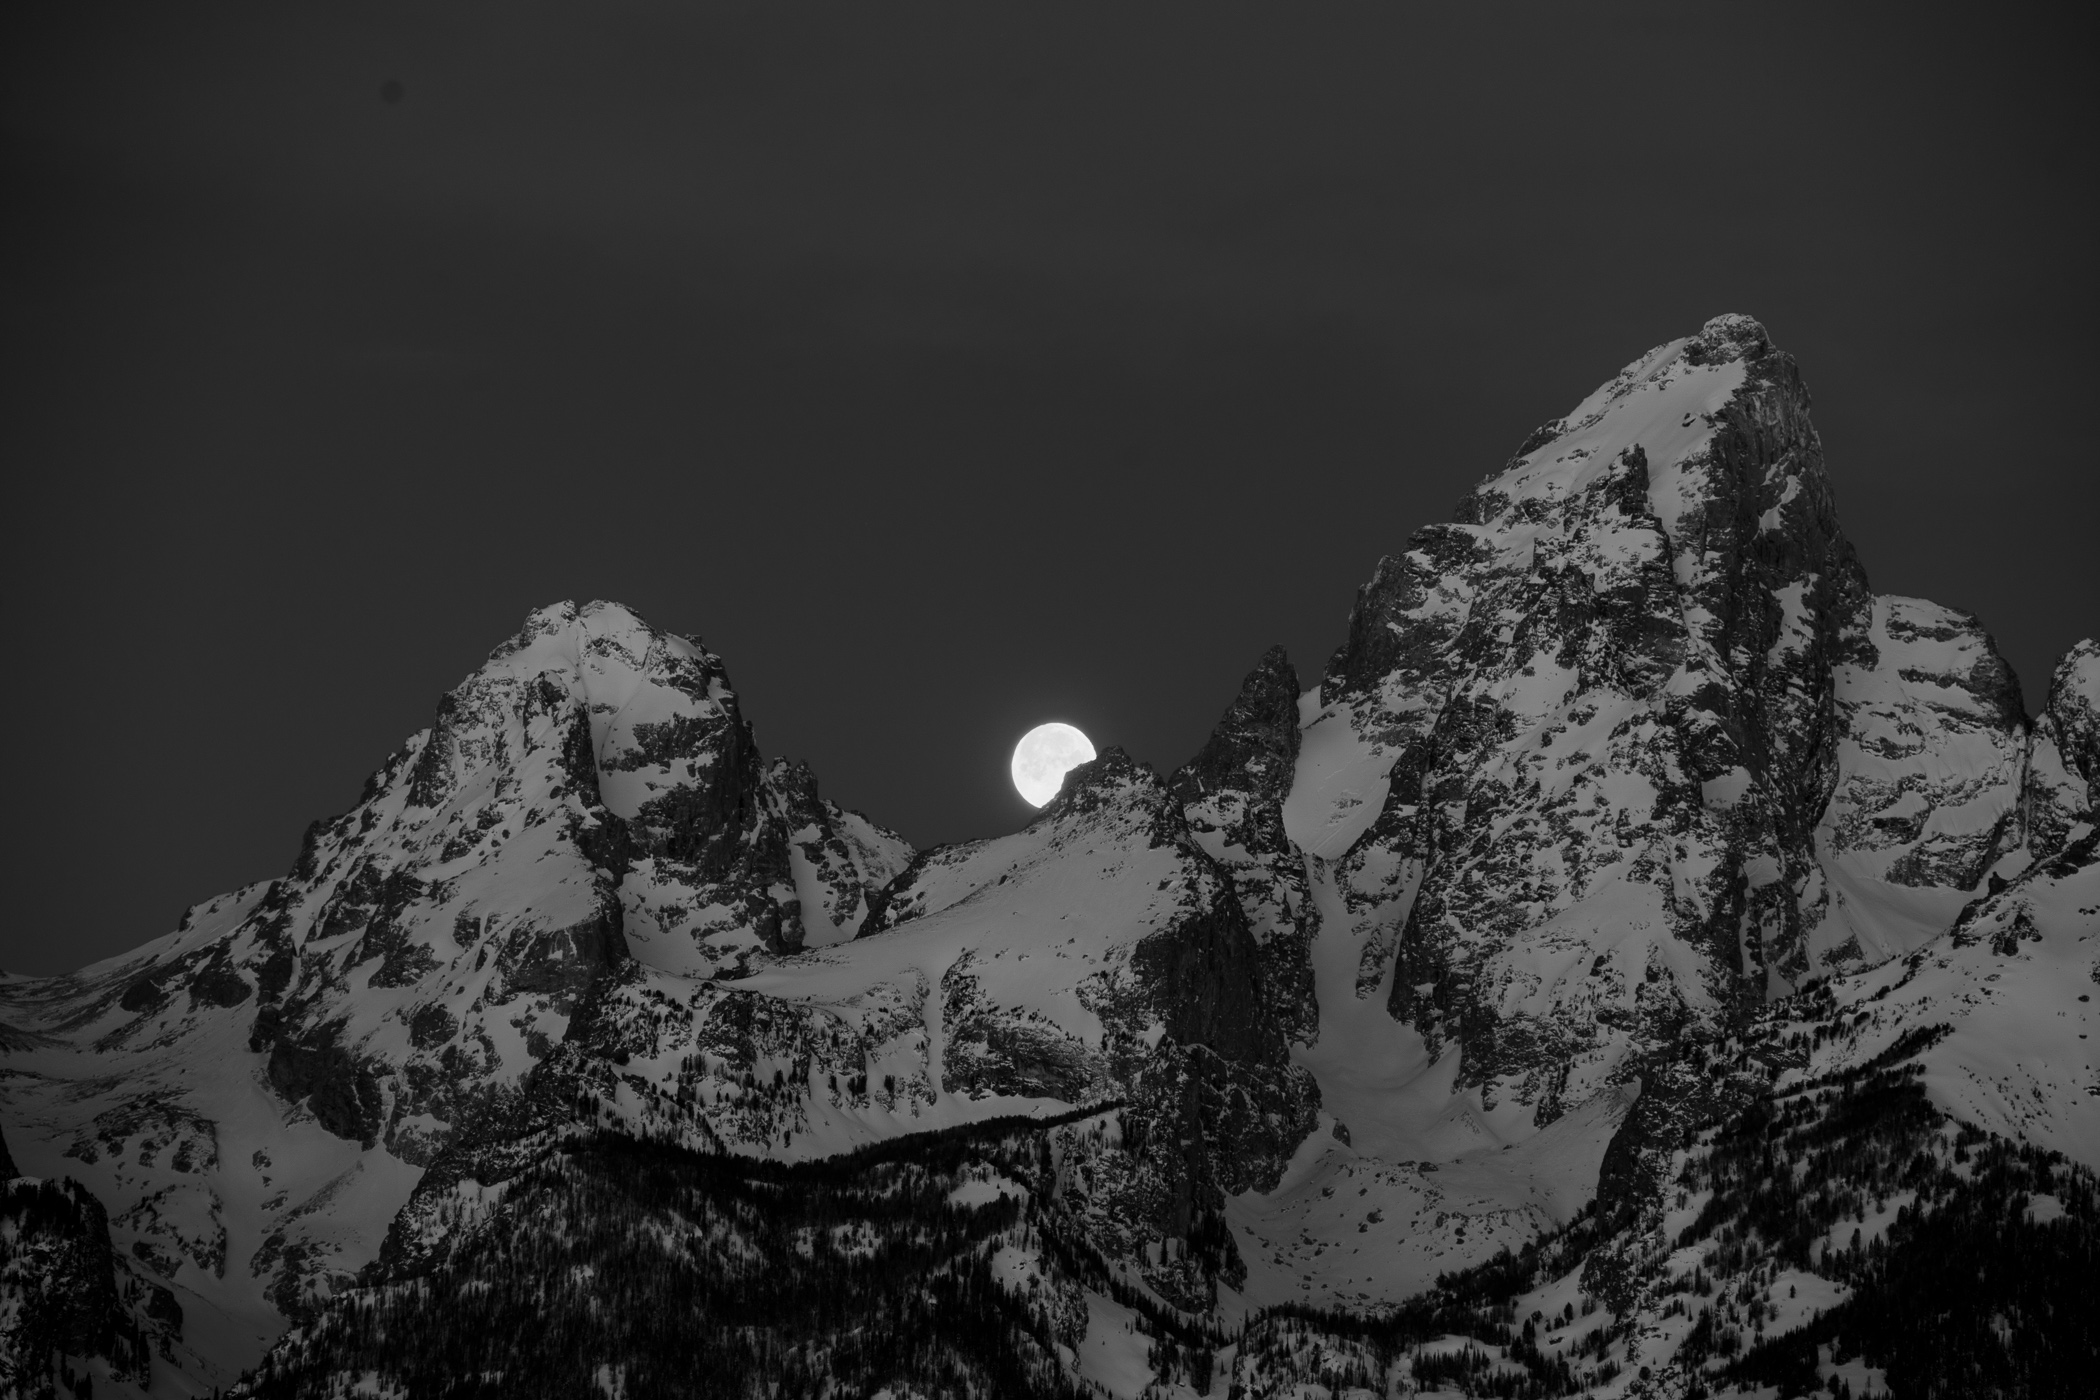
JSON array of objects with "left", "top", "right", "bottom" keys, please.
[{"left": 3, "top": 4, "right": 2094, "bottom": 976}]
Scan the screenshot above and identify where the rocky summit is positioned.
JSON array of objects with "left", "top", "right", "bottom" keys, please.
[{"left": 2, "top": 317, "right": 2092, "bottom": 1400}]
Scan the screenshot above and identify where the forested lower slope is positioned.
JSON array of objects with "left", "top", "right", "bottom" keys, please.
[{"left": 234, "top": 1109, "right": 1224, "bottom": 1399}]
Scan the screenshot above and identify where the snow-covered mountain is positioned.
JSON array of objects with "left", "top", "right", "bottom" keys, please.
[
  {"left": 0, "top": 602, "right": 918, "bottom": 1388},
  {"left": 2, "top": 316, "right": 2091, "bottom": 1399}
]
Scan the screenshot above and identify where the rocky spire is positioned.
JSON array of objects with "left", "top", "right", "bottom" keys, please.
[
  {"left": 1172, "top": 646, "right": 1318, "bottom": 1042},
  {"left": 2023, "top": 638, "right": 2100, "bottom": 858}
]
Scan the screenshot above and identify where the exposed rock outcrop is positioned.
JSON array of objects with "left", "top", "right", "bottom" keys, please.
[
  {"left": 1172, "top": 646, "right": 1320, "bottom": 1044},
  {"left": 2022, "top": 638, "right": 2100, "bottom": 859},
  {"left": 0, "top": 1127, "right": 167, "bottom": 1400}
]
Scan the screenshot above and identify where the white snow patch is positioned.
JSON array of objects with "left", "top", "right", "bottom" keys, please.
[
  {"left": 1283, "top": 691, "right": 1394, "bottom": 861},
  {"left": 1076, "top": 1291, "right": 1157, "bottom": 1397}
]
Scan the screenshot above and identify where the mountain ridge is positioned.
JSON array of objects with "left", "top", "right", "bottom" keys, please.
[{"left": 2, "top": 315, "right": 2092, "bottom": 1399}]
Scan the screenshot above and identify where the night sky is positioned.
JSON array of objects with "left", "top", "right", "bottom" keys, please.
[{"left": 3, "top": 5, "right": 2093, "bottom": 977}]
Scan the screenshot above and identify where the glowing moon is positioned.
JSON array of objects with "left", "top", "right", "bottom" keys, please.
[{"left": 1011, "top": 722, "right": 1096, "bottom": 807}]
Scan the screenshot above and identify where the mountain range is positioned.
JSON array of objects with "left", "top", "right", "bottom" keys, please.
[{"left": 3, "top": 315, "right": 2093, "bottom": 1399}]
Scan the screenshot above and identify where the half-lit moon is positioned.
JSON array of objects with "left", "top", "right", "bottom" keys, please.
[{"left": 1011, "top": 722, "right": 1096, "bottom": 807}]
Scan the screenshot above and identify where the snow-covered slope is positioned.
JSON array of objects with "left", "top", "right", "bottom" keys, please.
[
  {"left": 376, "top": 742, "right": 1319, "bottom": 1320},
  {"left": 1809, "top": 829, "right": 2100, "bottom": 1171},
  {"left": 1225, "top": 781, "right": 2097, "bottom": 1399}
]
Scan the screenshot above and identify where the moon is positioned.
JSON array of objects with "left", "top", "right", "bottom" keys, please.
[{"left": 1011, "top": 722, "right": 1096, "bottom": 807}]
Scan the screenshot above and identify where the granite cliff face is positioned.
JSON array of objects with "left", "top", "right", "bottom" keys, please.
[{"left": 1, "top": 316, "right": 2091, "bottom": 1399}]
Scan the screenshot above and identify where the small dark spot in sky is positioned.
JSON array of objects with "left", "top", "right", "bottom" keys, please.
[{"left": 381, "top": 78, "right": 404, "bottom": 104}]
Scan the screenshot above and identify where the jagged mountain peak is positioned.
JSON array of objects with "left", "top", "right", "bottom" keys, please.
[
  {"left": 2023, "top": 636, "right": 2100, "bottom": 859},
  {"left": 1278, "top": 315, "right": 2048, "bottom": 1158},
  {"left": 1483, "top": 310, "right": 1781, "bottom": 499},
  {"left": 1034, "top": 744, "right": 1164, "bottom": 821},
  {"left": 1172, "top": 646, "right": 1319, "bottom": 1042},
  {"left": 1172, "top": 646, "right": 1299, "bottom": 805},
  {"left": 1691, "top": 309, "right": 1773, "bottom": 357}
]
